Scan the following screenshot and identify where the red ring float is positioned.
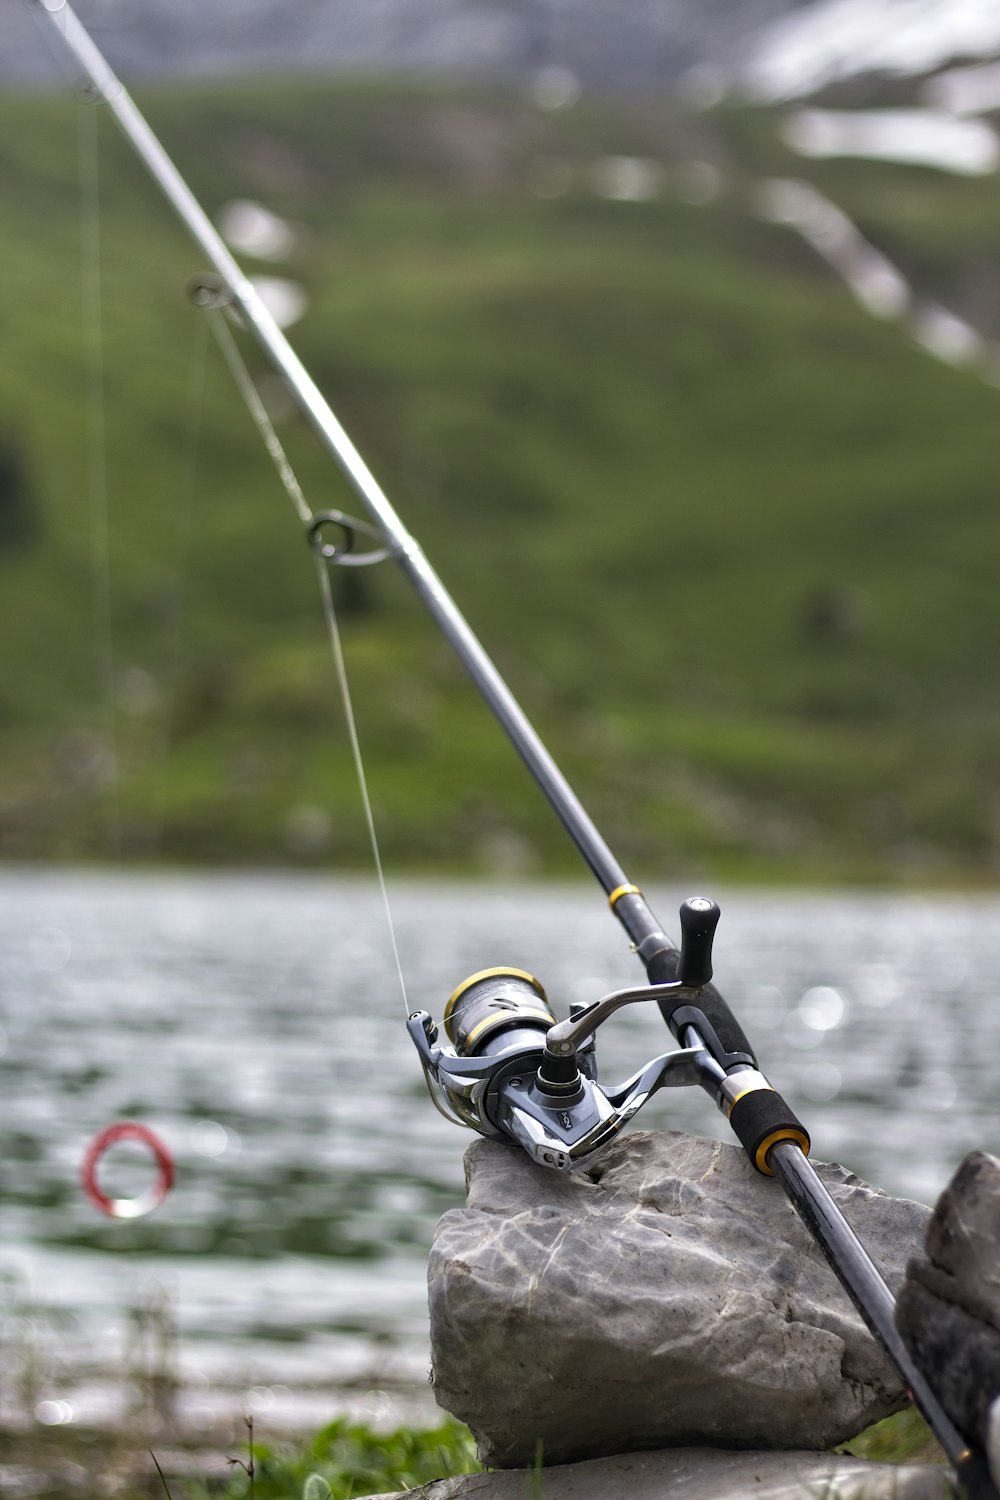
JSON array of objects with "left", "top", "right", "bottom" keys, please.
[{"left": 82, "top": 1121, "right": 174, "bottom": 1219}]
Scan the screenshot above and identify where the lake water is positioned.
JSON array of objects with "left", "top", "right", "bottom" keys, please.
[{"left": 2, "top": 867, "right": 999, "bottom": 1437}]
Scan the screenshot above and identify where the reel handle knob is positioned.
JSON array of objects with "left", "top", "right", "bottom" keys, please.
[{"left": 678, "top": 897, "right": 721, "bottom": 988}]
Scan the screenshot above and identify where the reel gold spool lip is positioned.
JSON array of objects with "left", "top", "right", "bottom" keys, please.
[
  {"left": 461, "top": 1006, "right": 557, "bottom": 1052},
  {"left": 444, "top": 966, "right": 548, "bottom": 1026}
]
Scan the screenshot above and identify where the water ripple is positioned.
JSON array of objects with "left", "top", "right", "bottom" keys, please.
[{"left": 2, "top": 869, "right": 998, "bottom": 1423}]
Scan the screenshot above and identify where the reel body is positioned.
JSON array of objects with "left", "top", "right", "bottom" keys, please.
[
  {"left": 408, "top": 969, "right": 716, "bottom": 1170},
  {"left": 408, "top": 899, "right": 811, "bottom": 1175}
]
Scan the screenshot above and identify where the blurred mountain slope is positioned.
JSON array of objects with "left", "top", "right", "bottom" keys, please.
[{"left": 1, "top": 75, "right": 1000, "bottom": 880}]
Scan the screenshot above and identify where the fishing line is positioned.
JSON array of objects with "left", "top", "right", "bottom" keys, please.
[
  {"left": 206, "top": 309, "right": 410, "bottom": 1012},
  {"left": 207, "top": 307, "right": 311, "bottom": 526},
  {"left": 313, "top": 556, "right": 410, "bottom": 1013},
  {"left": 78, "top": 90, "right": 121, "bottom": 855}
]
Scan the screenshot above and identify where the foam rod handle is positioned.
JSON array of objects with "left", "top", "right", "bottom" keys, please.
[{"left": 729, "top": 1087, "right": 811, "bottom": 1176}]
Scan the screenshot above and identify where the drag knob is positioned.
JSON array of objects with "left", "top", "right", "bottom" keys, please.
[{"left": 678, "top": 897, "right": 721, "bottom": 988}]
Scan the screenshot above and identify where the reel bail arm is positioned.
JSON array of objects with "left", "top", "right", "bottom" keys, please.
[{"left": 542, "top": 896, "right": 723, "bottom": 1066}]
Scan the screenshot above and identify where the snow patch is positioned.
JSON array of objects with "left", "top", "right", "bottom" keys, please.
[
  {"left": 783, "top": 108, "right": 1000, "bottom": 174},
  {"left": 746, "top": 0, "right": 1000, "bottom": 102},
  {"left": 925, "top": 57, "right": 1000, "bottom": 114},
  {"left": 249, "top": 277, "right": 308, "bottom": 329},
  {"left": 591, "top": 156, "right": 664, "bottom": 202},
  {"left": 757, "top": 178, "right": 909, "bottom": 319},
  {"left": 218, "top": 200, "right": 296, "bottom": 261}
]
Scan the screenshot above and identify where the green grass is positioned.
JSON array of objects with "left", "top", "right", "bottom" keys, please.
[
  {"left": 199, "top": 1415, "right": 481, "bottom": 1499},
  {"left": 1, "top": 1414, "right": 481, "bottom": 1500},
  {"left": 840, "top": 1407, "right": 946, "bottom": 1468},
  {"left": 1, "top": 78, "right": 1000, "bottom": 879}
]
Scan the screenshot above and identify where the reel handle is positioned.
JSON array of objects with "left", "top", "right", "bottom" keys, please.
[{"left": 678, "top": 897, "right": 721, "bottom": 988}]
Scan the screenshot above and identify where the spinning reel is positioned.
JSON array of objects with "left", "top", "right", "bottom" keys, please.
[{"left": 408, "top": 898, "right": 800, "bottom": 1172}]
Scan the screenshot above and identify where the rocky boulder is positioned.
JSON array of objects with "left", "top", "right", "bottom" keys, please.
[
  {"left": 896, "top": 1149, "right": 1000, "bottom": 1487},
  {"left": 367, "top": 1447, "right": 954, "bottom": 1500},
  {"left": 429, "top": 1129, "right": 930, "bottom": 1468}
]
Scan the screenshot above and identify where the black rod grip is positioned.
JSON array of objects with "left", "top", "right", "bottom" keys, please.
[{"left": 729, "top": 1088, "right": 810, "bottom": 1176}]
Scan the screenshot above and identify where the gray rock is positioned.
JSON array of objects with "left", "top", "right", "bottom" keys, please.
[
  {"left": 896, "top": 1152, "right": 1000, "bottom": 1457},
  {"left": 989, "top": 1395, "right": 1000, "bottom": 1491},
  {"left": 366, "top": 1447, "right": 956, "bottom": 1499},
  {"left": 429, "top": 1129, "right": 929, "bottom": 1467},
  {"left": 925, "top": 1152, "right": 1000, "bottom": 1327},
  {"left": 895, "top": 1274, "right": 1000, "bottom": 1453}
]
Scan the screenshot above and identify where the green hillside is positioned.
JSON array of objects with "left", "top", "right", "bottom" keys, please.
[{"left": 0, "top": 78, "right": 998, "bottom": 882}]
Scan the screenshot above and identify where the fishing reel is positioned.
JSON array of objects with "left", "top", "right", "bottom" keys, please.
[{"left": 408, "top": 897, "right": 774, "bottom": 1171}]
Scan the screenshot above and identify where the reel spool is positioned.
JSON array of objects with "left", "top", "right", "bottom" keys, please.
[
  {"left": 424, "top": 967, "right": 556, "bottom": 1129},
  {"left": 444, "top": 967, "right": 554, "bottom": 1057}
]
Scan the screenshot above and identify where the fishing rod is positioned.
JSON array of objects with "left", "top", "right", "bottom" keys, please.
[{"left": 34, "top": 4, "right": 996, "bottom": 1493}]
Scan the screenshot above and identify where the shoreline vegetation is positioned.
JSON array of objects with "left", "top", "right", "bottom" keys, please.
[
  {"left": 2, "top": 1406, "right": 944, "bottom": 1499},
  {"left": 8, "top": 850, "right": 1000, "bottom": 892},
  {"left": 2, "top": 1274, "right": 950, "bottom": 1496},
  {"left": 1, "top": 1412, "right": 481, "bottom": 1499}
]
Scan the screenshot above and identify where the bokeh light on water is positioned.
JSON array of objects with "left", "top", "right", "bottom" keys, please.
[{"left": 1, "top": 868, "right": 998, "bottom": 1429}]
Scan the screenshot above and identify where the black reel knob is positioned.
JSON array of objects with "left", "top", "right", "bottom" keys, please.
[{"left": 678, "top": 897, "right": 721, "bottom": 988}]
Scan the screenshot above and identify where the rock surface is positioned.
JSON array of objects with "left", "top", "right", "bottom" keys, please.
[
  {"left": 366, "top": 1447, "right": 955, "bottom": 1499},
  {"left": 924, "top": 1153, "right": 1000, "bottom": 1294},
  {"left": 430, "top": 1129, "right": 929, "bottom": 1468},
  {"left": 896, "top": 1151, "right": 1000, "bottom": 1478}
]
